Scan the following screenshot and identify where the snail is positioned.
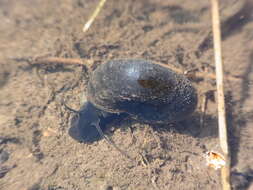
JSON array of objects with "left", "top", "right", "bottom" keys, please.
[{"left": 69, "top": 59, "right": 198, "bottom": 143}]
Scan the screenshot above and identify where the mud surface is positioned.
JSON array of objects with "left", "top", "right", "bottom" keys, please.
[{"left": 0, "top": 0, "right": 253, "bottom": 189}]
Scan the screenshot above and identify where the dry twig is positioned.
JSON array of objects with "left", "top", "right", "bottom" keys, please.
[
  {"left": 200, "top": 93, "right": 208, "bottom": 128},
  {"left": 16, "top": 55, "right": 240, "bottom": 82},
  {"left": 154, "top": 61, "right": 240, "bottom": 82},
  {"left": 94, "top": 122, "right": 135, "bottom": 162},
  {"left": 211, "top": 0, "right": 231, "bottom": 189},
  {"left": 32, "top": 57, "right": 84, "bottom": 65},
  {"left": 83, "top": 0, "right": 107, "bottom": 32}
]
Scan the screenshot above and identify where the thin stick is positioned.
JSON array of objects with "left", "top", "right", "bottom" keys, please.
[
  {"left": 15, "top": 56, "right": 240, "bottom": 82},
  {"left": 94, "top": 122, "right": 135, "bottom": 162},
  {"left": 33, "top": 57, "right": 84, "bottom": 65},
  {"left": 83, "top": 0, "right": 107, "bottom": 32},
  {"left": 13, "top": 56, "right": 93, "bottom": 68},
  {"left": 154, "top": 61, "right": 240, "bottom": 82},
  {"left": 200, "top": 93, "right": 207, "bottom": 128},
  {"left": 211, "top": 0, "right": 231, "bottom": 190}
]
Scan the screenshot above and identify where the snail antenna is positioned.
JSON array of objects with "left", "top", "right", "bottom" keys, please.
[{"left": 94, "top": 122, "right": 135, "bottom": 163}]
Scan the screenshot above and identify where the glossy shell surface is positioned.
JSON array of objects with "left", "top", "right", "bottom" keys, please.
[{"left": 87, "top": 59, "right": 197, "bottom": 123}]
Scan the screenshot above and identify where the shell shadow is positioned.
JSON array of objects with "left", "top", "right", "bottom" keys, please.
[
  {"left": 227, "top": 51, "right": 253, "bottom": 168},
  {"left": 148, "top": 112, "right": 218, "bottom": 139},
  {"left": 68, "top": 110, "right": 218, "bottom": 144},
  {"left": 221, "top": 1, "right": 253, "bottom": 40},
  {"left": 68, "top": 108, "right": 129, "bottom": 143}
]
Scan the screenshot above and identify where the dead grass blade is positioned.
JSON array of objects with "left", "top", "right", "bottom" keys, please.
[
  {"left": 211, "top": 0, "right": 231, "bottom": 189},
  {"left": 83, "top": 0, "right": 107, "bottom": 32}
]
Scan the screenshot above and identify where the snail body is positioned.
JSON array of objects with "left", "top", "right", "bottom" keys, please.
[{"left": 69, "top": 59, "right": 198, "bottom": 142}]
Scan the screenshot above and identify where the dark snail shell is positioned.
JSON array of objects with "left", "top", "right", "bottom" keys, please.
[
  {"left": 69, "top": 59, "right": 198, "bottom": 142},
  {"left": 88, "top": 59, "right": 197, "bottom": 123}
]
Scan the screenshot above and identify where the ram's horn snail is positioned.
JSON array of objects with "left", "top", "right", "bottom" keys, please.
[{"left": 69, "top": 59, "right": 198, "bottom": 143}]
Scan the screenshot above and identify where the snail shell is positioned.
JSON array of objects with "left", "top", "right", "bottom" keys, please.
[{"left": 69, "top": 59, "right": 198, "bottom": 142}]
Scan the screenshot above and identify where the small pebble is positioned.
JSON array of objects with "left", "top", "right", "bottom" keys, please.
[
  {"left": 0, "top": 150, "right": 9, "bottom": 164},
  {"left": 0, "top": 164, "right": 16, "bottom": 178},
  {"left": 0, "top": 166, "right": 11, "bottom": 178},
  {"left": 0, "top": 137, "right": 5, "bottom": 145},
  {"left": 0, "top": 136, "right": 20, "bottom": 145}
]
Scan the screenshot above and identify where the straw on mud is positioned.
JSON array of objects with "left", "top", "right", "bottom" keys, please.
[
  {"left": 210, "top": 0, "right": 231, "bottom": 190},
  {"left": 32, "top": 57, "right": 84, "bottom": 65},
  {"left": 82, "top": 0, "right": 107, "bottom": 32},
  {"left": 17, "top": 56, "right": 240, "bottom": 82}
]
